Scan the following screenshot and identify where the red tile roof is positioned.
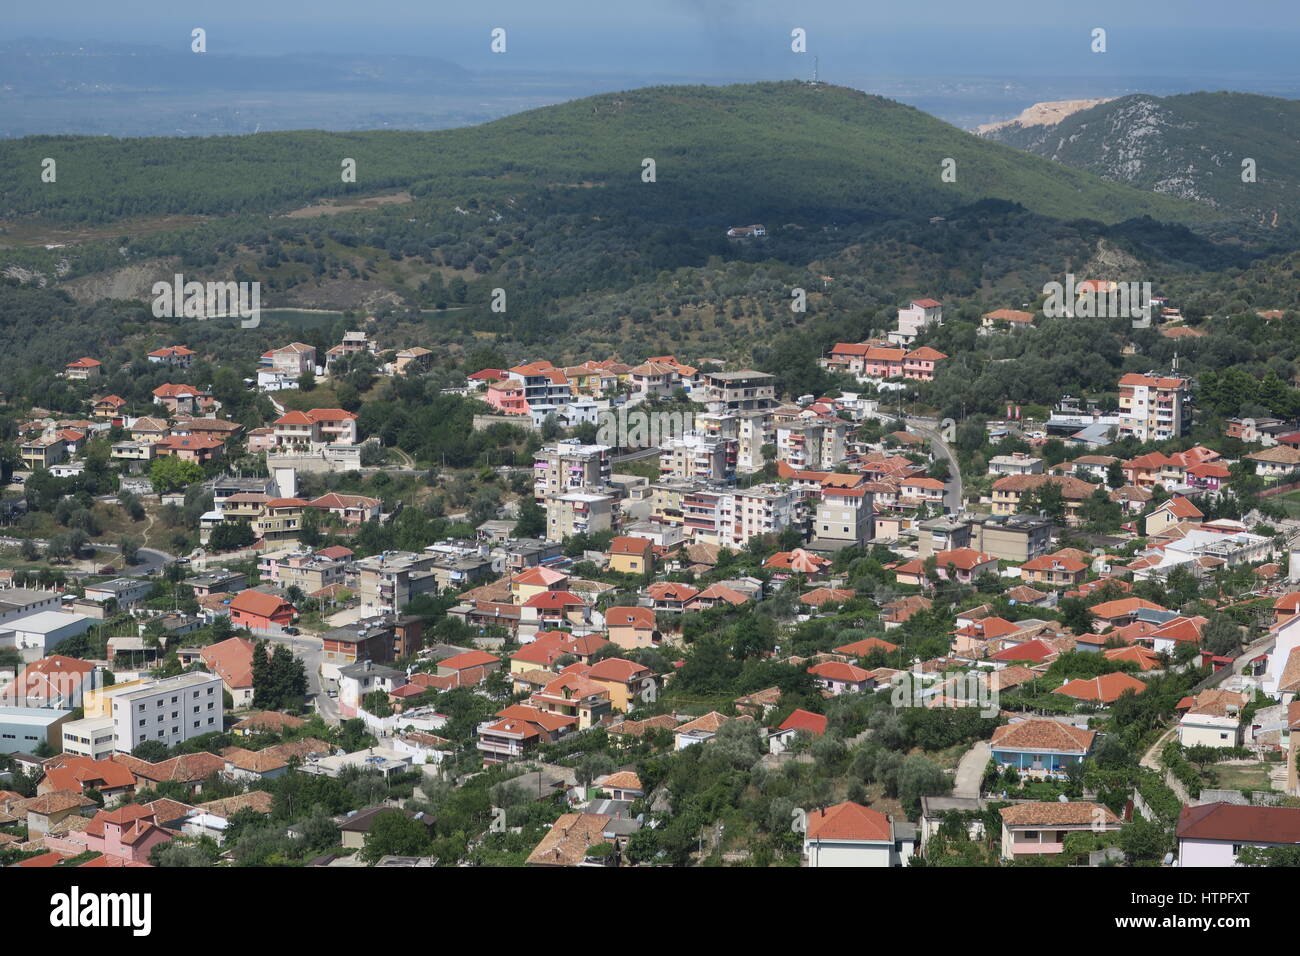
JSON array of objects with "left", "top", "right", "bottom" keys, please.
[{"left": 806, "top": 801, "right": 892, "bottom": 842}]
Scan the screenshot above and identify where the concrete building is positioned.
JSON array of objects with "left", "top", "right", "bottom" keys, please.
[
  {"left": 969, "top": 514, "right": 1054, "bottom": 563},
  {"left": 0, "top": 589, "right": 63, "bottom": 626},
  {"left": 1117, "top": 372, "right": 1189, "bottom": 443},
  {"left": 546, "top": 491, "right": 615, "bottom": 541},
  {"left": 532, "top": 441, "right": 612, "bottom": 500},
  {"left": 700, "top": 370, "right": 776, "bottom": 412},
  {"left": 776, "top": 420, "right": 847, "bottom": 472},
  {"left": 355, "top": 551, "right": 440, "bottom": 613},
  {"left": 104, "top": 672, "right": 225, "bottom": 753},
  {"left": 0, "top": 611, "right": 95, "bottom": 657},
  {"left": 0, "top": 705, "right": 73, "bottom": 754},
  {"left": 812, "top": 478, "right": 874, "bottom": 552},
  {"left": 659, "top": 432, "right": 737, "bottom": 484}
]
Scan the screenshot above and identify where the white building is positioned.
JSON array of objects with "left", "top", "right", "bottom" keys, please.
[
  {"left": 1117, "top": 372, "right": 1188, "bottom": 442},
  {"left": 804, "top": 801, "right": 912, "bottom": 867},
  {"left": 107, "top": 671, "right": 225, "bottom": 752},
  {"left": 888, "top": 299, "right": 943, "bottom": 347},
  {"left": 0, "top": 611, "right": 95, "bottom": 657}
]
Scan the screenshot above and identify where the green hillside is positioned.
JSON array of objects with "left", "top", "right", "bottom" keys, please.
[
  {"left": 979, "top": 92, "right": 1300, "bottom": 230},
  {"left": 1, "top": 81, "right": 1209, "bottom": 227}
]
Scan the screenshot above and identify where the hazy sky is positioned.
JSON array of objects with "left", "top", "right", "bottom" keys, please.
[{"left": 12, "top": 1, "right": 1299, "bottom": 83}]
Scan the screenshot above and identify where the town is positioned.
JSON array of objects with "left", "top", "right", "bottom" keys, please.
[{"left": 4, "top": 290, "right": 1300, "bottom": 871}]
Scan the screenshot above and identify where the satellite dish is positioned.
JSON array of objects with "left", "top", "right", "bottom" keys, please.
[
  {"left": 1057, "top": 794, "right": 1068, "bottom": 803},
  {"left": 1163, "top": 852, "right": 1175, "bottom": 865}
]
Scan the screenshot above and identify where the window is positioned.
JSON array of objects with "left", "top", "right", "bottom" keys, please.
[
  {"left": 138, "top": 719, "right": 146, "bottom": 727},
  {"left": 207, "top": 718, "right": 215, "bottom": 725}
]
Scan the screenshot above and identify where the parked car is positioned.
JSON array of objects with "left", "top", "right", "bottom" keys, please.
[{"left": 283, "top": 626, "right": 300, "bottom": 636}]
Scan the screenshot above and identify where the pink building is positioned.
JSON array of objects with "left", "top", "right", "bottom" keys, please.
[
  {"left": 902, "top": 346, "right": 947, "bottom": 381},
  {"left": 486, "top": 383, "right": 530, "bottom": 415},
  {"left": 76, "top": 805, "right": 171, "bottom": 863}
]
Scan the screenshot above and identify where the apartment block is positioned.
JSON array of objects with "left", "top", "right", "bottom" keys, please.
[
  {"left": 355, "top": 551, "right": 440, "bottom": 613},
  {"left": 659, "top": 432, "right": 737, "bottom": 483},
  {"left": 533, "top": 441, "right": 612, "bottom": 500},
  {"left": 1117, "top": 372, "right": 1189, "bottom": 442}
]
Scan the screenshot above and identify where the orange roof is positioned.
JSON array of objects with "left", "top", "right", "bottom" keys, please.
[
  {"left": 808, "top": 660, "right": 871, "bottom": 683},
  {"left": 778, "top": 709, "right": 828, "bottom": 736},
  {"left": 587, "top": 657, "right": 651, "bottom": 682},
  {"left": 1053, "top": 672, "right": 1147, "bottom": 703},
  {"left": 1089, "top": 597, "right": 1166, "bottom": 619},
  {"left": 800, "top": 587, "right": 854, "bottom": 607},
  {"left": 228, "top": 589, "right": 295, "bottom": 618},
  {"left": 834, "top": 636, "right": 899, "bottom": 656},
  {"left": 513, "top": 566, "right": 569, "bottom": 588},
  {"left": 932, "top": 547, "right": 995, "bottom": 571},
  {"left": 647, "top": 582, "right": 699, "bottom": 601},
  {"left": 42, "top": 756, "right": 136, "bottom": 793},
  {"left": 608, "top": 536, "right": 653, "bottom": 556},
  {"left": 806, "top": 801, "right": 892, "bottom": 842},
  {"left": 200, "top": 636, "right": 258, "bottom": 689},
  {"left": 606, "top": 606, "right": 655, "bottom": 629},
  {"left": 439, "top": 650, "right": 501, "bottom": 670}
]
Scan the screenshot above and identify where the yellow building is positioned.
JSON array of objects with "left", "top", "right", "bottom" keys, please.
[{"left": 606, "top": 536, "right": 653, "bottom": 576}]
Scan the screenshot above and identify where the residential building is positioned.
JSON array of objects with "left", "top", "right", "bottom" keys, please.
[
  {"left": 999, "top": 802, "right": 1121, "bottom": 859},
  {"left": 804, "top": 801, "right": 914, "bottom": 868},
  {"left": 990, "top": 720, "right": 1095, "bottom": 776},
  {"left": 1117, "top": 372, "right": 1189, "bottom": 442},
  {"left": 699, "top": 370, "right": 776, "bottom": 411},
  {"left": 811, "top": 476, "right": 873, "bottom": 551},
  {"left": 355, "top": 551, "right": 439, "bottom": 613},
  {"left": 1177, "top": 803, "right": 1300, "bottom": 867},
  {"left": 105, "top": 672, "right": 225, "bottom": 752},
  {"left": 659, "top": 432, "right": 737, "bottom": 483}
]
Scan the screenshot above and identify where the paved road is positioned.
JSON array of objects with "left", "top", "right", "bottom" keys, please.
[
  {"left": 953, "top": 741, "right": 990, "bottom": 798},
  {"left": 0, "top": 537, "right": 174, "bottom": 578},
  {"left": 905, "top": 416, "right": 964, "bottom": 513}
]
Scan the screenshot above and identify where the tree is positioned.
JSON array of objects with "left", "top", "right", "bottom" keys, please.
[
  {"left": 253, "top": 641, "right": 308, "bottom": 712},
  {"left": 119, "top": 535, "right": 142, "bottom": 565},
  {"left": 132, "top": 740, "right": 170, "bottom": 762},
  {"left": 1201, "top": 614, "right": 1243, "bottom": 657},
  {"left": 1106, "top": 460, "right": 1126, "bottom": 490},
  {"left": 209, "top": 520, "right": 256, "bottom": 552},
  {"left": 360, "top": 811, "right": 432, "bottom": 864},
  {"left": 150, "top": 457, "right": 204, "bottom": 494},
  {"left": 1058, "top": 597, "right": 1094, "bottom": 636},
  {"left": 512, "top": 496, "right": 546, "bottom": 539}
]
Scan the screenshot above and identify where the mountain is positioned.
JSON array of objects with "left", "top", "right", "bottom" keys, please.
[
  {"left": 978, "top": 92, "right": 1300, "bottom": 230},
  {"left": 0, "top": 81, "right": 1212, "bottom": 227}
]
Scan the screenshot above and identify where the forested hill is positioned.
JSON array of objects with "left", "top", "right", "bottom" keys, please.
[
  {"left": 0, "top": 81, "right": 1208, "bottom": 227},
  {"left": 978, "top": 92, "right": 1300, "bottom": 231}
]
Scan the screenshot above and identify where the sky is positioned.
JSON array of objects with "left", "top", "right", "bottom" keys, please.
[{"left": 15, "top": 0, "right": 1300, "bottom": 76}]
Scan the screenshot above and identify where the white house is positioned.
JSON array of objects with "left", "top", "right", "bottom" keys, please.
[
  {"left": 1177, "top": 803, "right": 1300, "bottom": 867},
  {"left": 803, "top": 801, "right": 913, "bottom": 867}
]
